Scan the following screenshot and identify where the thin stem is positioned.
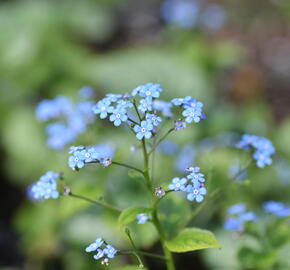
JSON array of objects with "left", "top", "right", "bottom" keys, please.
[
  {"left": 133, "top": 99, "right": 142, "bottom": 122},
  {"left": 140, "top": 136, "right": 175, "bottom": 270},
  {"left": 112, "top": 161, "right": 144, "bottom": 175},
  {"left": 128, "top": 118, "right": 139, "bottom": 125},
  {"left": 125, "top": 229, "right": 145, "bottom": 268},
  {"left": 148, "top": 128, "right": 175, "bottom": 156},
  {"left": 69, "top": 193, "right": 122, "bottom": 213},
  {"left": 121, "top": 250, "right": 166, "bottom": 261}
]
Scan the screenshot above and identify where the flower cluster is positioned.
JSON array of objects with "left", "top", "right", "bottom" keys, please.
[
  {"left": 35, "top": 88, "right": 95, "bottom": 150},
  {"left": 92, "top": 83, "right": 204, "bottom": 141},
  {"left": 85, "top": 238, "right": 117, "bottom": 265},
  {"left": 68, "top": 144, "right": 114, "bottom": 170},
  {"left": 136, "top": 213, "right": 150, "bottom": 224},
  {"left": 168, "top": 166, "right": 207, "bottom": 202},
  {"left": 236, "top": 134, "right": 275, "bottom": 168},
  {"left": 172, "top": 96, "right": 205, "bottom": 124},
  {"left": 29, "top": 171, "right": 60, "bottom": 200},
  {"left": 224, "top": 203, "right": 257, "bottom": 232},
  {"left": 263, "top": 201, "right": 290, "bottom": 218}
]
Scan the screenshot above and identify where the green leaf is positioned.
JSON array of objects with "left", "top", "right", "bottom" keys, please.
[
  {"left": 118, "top": 206, "right": 151, "bottom": 228},
  {"left": 165, "top": 227, "right": 221, "bottom": 253}
]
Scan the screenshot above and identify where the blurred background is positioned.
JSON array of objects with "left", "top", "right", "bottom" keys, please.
[{"left": 1, "top": 0, "right": 290, "bottom": 269}]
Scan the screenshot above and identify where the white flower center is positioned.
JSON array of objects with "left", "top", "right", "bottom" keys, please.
[
  {"left": 141, "top": 128, "right": 146, "bottom": 132},
  {"left": 101, "top": 106, "right": 106, "bottom": 111},
  {"left": 146, "top": 91, "right": 151, "bottom": 96},
  {"left": 193, "top": 189, "right": 199, "bottom": 195}
]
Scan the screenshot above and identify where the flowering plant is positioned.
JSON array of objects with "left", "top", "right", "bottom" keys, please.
[{"left": 30, "top": 83, "right": 278, "bottom": 269}]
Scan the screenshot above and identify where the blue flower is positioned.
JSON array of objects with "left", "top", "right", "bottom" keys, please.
[
  {"left": 161, "top": 0, "right": 199, "bottom": 29},
  {"left": 168, "top": 177, "right": 187, "bottom": 191},
  {"left": 182, "top": 105, "right": 203, "bottom": 123},
  {"left": 79, "top": 86, "right": 94, "bottom": 99},
  {"left": 263, "top": 201, "right": 290, "bottom": 218},
  {"left": 133, "top": 120, "right": 154, "bottom": 140},
  {"left": 103, "top": 245, "right": 117, "bottom": 259},
  {"left": 224, "top": 203, "right": 257, "bottom": 232},
  {"left": 174, "top": 119, "right": 186, "bottom": 130},
  {"left": 186, "top": 167, "right": 205, "bottom": 184},
  {"left": 92, "top": 99, "right": 113, "bottom": 119},
  {"left": 146, "top": 113, "right": 162, "bottom": 127},
  {"left": 68, "top": 150, "right": 86, "bottom": 169},
  {"left": 132, "top": 83, "right": 163, "bottom": 99},
  {"left": 35, "top": 96, "right": 72, "bottom": 122},
  {"left": 68, "top": 145, "right": 114, "bottom": 170},
  {"left": 109, "top": 108, "right": 128, "bottom": 126},
  {"left": 153, "top": 100, "right": 173, "bottom": 117},
  {"left": 138, "top": 98, "right": 153, "bottom": 113},
  {"left": 236, "top": 134, "right": 275, "bottom": 168},
  {"left": 186, "top": 182, "right": 207, "bottom": 202},
  {"left": 86, "top": 238, "right": 104, "bottom": 252},
  {"left": 105, "top": 93, "right": 123, "bottom": 102},
  {"left": 116, "top": 99, "right": 133, "bottom": 109},
  {"left": 46, "top": 123, "right": 76, "bottom": 150},
  {"left": 94, "top": 249, "right": 105, "bottom": 260},
  {"left": 29, "top": 171, "right": 60, "bottom": 200},
  {"left": 137, "top": 213, "right": 150, "bottom": 224}
]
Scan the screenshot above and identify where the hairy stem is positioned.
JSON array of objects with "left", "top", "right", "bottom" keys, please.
[
  {"left": 69, "top": 193, "right": 121, "bottom": 213},
  {"left": 112, "top": 161, "right": 144, "bottom": 175}
]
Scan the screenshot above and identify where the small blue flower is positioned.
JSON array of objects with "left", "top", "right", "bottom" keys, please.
[
  {"left": 153, "top": 100, "right": 173, "bottom": 117},
  {"left": 138, "top": 98, "right": 153, "bottom": 113},
  {"left": 175, "top": 119, "right": 186, "bottom": 130},
  {"left": 68, "top": 151, "right": 86, "bottom": 170},
  {"left": 224, "top": 217, "right": 244, "bottom": 232},
  {"left": 132, "top": 83, "right": 163, "bottom": 99},
  {"left": 93, "top": 249, "right": 105, "bottom": 260},
  {"left": 103, "top": 245, "right": 117, "bottom": 259},
  {"left": 182, "top": 105, "right": 203, "bottom": 124},
  {"left": 186, "top": 167, "right": 205, "bottom": 184},
  {"left": 236, "top": 134, "right": 275, "bottom": 168},
  {"left": 92, "top": 99, "right": 113, "bottom": 119},
  {"left": 79, "top": 86, "right": 94, "bottom": 99},
  {"left": 137, "top": 213, "right": 150, "bottom": 224},
  {"left": 186, "top": 182, "right": 207, "bottom": 202},
  {"left": 224, "top": 203, "right": 256, "bottom": 232},
  {"left": 168, "top": 177, "right": 187, "bottom": 191},
  {"left": 263, "top": 201, "right": 290, "bottom": 218},
  {"left": 116, "top": 99, "right": 133, "bottom": 109},
  {"left": 133, "top": 120, "right": 154, "bottom": 140},
  {"left": 105, "top": 93, "right": 123, "bottom": 103},
  {"left": 109, "top": 108, "right": 128, "bottom": 126},
  {"left": 83, "top": 147, "right": 99, "bottom": 163},
  {"left": 146, "top": 113, "right": 162, "bottom": 127},
  {"left": 100, "top": 158, "right": 112, "bottom": 168},
  {"left": 29, "top": 171, "right": 60, "bottom": 200},
  {"left": 86, "top": 238, "right": 104, "bottom": 252}
]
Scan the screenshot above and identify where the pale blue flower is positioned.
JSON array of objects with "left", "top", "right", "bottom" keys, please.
[
  {"left": 138, "top": 98, "right": 153, "bottom": 113},
  {"left": 146, "top": 113, "right": 162, "bottom": 127},
  {"left": 109, "top": 109, "right": 128, "bottom": 126},
  {"left": 168, "top": 177, "right": 187, "bottom": 191},
  {"left": 137, "top": 213, "right": 150, "bottom": 224},
  {"left": 133, "top": 120, "right": 154, "bottom": 140},
  {"left": 92, "top": 99, "right": 113, "bottom": 119}
]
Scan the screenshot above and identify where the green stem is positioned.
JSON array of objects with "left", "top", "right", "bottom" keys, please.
[
  {"left": 141, "top": 138, "right": 175, "bottom": 270},
  {"left": 121, "top": 250, "right": 166, "bottom": 261},
  {"left": 133, "top": 99, "right": 142, "bottom": 122},
  {"left": 148, "top": 128, "right": 175, "bottom": 156},
  {"left": 69, "top": 193, "right": 122, "bottom": 213},
  {"left": 125, "top": 229, "right": 145, "bottom": 268},
  {"left": 112, "top": 161, "right": 144, "bottom": 175}
]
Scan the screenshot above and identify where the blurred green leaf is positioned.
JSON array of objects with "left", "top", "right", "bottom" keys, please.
[
  {"left": 165, "top": 227, "right": 221, "bottom": 253},
  {"left": 238, "top": 247, "right": 277, "bottom": 269}
]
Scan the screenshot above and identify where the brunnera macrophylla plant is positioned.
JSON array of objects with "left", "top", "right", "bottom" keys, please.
[{"left": 30, "top": 83, "right": 276, "bottom": 270}]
